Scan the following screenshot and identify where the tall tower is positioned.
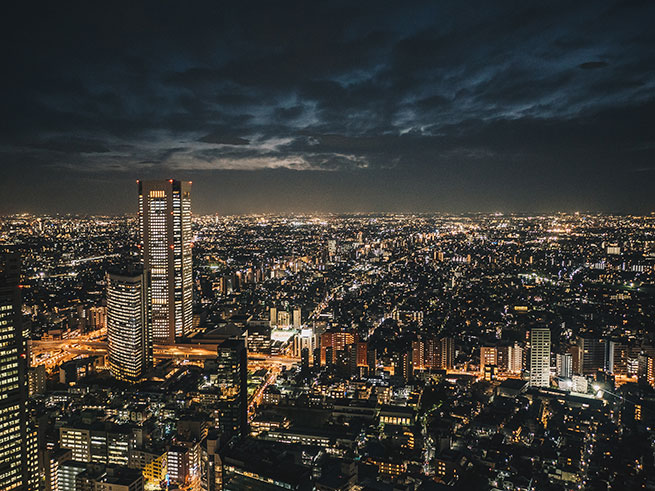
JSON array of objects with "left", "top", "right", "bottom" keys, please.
[
  {"left": 138, "top": 179, "right": 193, "bottom": 343},
  {"left": 556, "top": 352, "right": 573, "bottom": 379},
  {"left": 107, "top": 269, "right": 153, "bottom": 382},
  {"left": 530, "top": 327, "right": 551, "bottom": 387},
  {"left": 0, "top": 254, "right": 31, "bottom": 490},
  {"left": 216, "top": 338, "right": 248, "bottom": 440},
  {"left": 440, "top": 337, "right": 454, "bottom": 370},
  {"left": 576, "top": 337, "right": 606, "bottom": 375}
]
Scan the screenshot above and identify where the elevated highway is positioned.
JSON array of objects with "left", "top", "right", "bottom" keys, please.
[{"left": 29, "top": 339, "right": 299, "bottom": 368}]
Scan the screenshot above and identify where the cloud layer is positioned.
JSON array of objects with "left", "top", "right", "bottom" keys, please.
[{"left": 1, "top": 0, "right": 654, "bottom": 213}]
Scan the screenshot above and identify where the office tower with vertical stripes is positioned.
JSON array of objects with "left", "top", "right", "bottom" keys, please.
[
  {"left": 216, "top": 338, "right": 248, "bottom": 440},
  {"left": 530, "top": 327, "right": 551, "bottom": 388},
  {"left": 107, "top": 269, "right": 153, "bottom": 382},
  {"left": 0, "top": 254, "right": 34, "bottom": 490},
  {"left": 138, "top": 179, "right": 193, "bottom": 343}
]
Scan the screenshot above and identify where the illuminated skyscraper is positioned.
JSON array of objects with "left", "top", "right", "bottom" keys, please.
[
  {"left": 0, "top": 254, "right": 33, "bottom": 490},
  {"left": 216, "top": 339, "right": 247, "bottom": 440},
  {"left": 138, "top": 179, "right": 193, "bottom": 343},
  {"left": 529, "top": 327, "right": 551, "bottom": 388},
  {"left": 107, "top": 269, "right": 152, "bottom": 382}
]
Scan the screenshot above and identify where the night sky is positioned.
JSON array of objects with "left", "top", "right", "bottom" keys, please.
[{"left": 2, "top": 1, "right": 654, "bottom": 215}]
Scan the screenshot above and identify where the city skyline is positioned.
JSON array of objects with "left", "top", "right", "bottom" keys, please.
[
  {"left": 2, "top": 2, "right": 655, "bottom": 489},
  {"left": 2, "top": 211, "right": 655, "bottom": 489},
  {"left": 2, "top": 1, "right": 655, "bottom": 215}
]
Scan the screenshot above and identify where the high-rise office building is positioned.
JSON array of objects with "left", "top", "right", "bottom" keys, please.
[
  {"left": 107, "top": 269, "right": 152, "bottom": 383},
  {"left": 59, "top": 424, "right": 132, "bottom": 466},
  {"left": 556, "top": 352, "right": 573, "bottom": 379},
  {"left": 0, "top": 254, "right": 32, "bottom": 490},
  {"left": 638, "top": 354, "right": 655, "bottom": 387},
  {"left": 138, "top": 179, "right": 193, "bottom": 343},
  {"left": 440, "top": 337, "right": 455, "bottom": 370},
  {"left": 216, "top": 339, "right": 248, "bottom": 440},
  {"left": 575, "top": 337, "right": 606, "bottom": 376},
  {"left": 508, "top": 343, "right": 523, "bottom": 373},
  {"left": 529, "top": 327, "right": 551, "bottom": 387}
]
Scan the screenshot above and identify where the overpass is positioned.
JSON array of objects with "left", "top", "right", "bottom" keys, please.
[{"left": 29, "top": 339, "right": 299, "bottom": 367}]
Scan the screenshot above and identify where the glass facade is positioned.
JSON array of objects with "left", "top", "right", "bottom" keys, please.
[
  {"left": 0, "top": 254, "right": 31, "bottom": 490},
  {"left": 107, "top": 271, "right": 152, "bottom": 382},
  {"left": 138, "top": 180, "right": 193, "bottom": 343},
  {"left": 530, "top": 327, "right": 551, "bottom": 387}
]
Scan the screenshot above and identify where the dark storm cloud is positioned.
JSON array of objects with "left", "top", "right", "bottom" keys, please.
[
  {"left": 579, "top": 61, "right": 609, "bottom": 70},
  {"left": 198, "top": 133, "right": 250, "bottom": 146},
  {"left": 25, "top": 137, "right": 112, "bottom": 154},
  {"left": 1, "top": 0, "right": 654, "bottom": 213}
]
